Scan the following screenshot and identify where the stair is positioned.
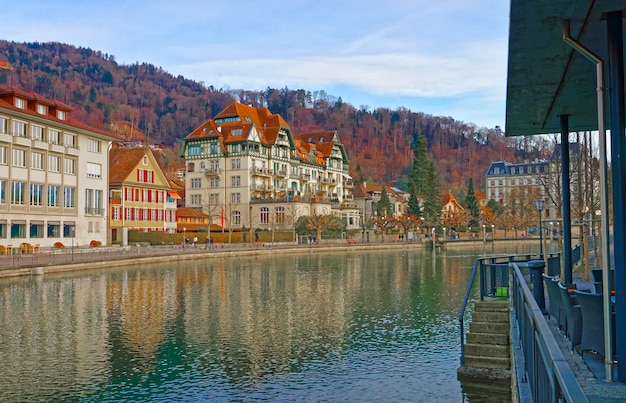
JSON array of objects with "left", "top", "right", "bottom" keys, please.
[{"left": 457, "top": 300, "right": 512, "bottom": 400}]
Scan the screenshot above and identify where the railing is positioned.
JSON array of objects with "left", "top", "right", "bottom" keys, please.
[
  {"left": 510, "top": 261, "right": 588, "bottom": 402},
  {"left": 458, "top": 252, "right": 588, "bottom": 402}
]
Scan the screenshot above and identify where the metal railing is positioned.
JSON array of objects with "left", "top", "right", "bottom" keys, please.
[{"left": 510, "top": 261, "right": 588, "bottom": 402}]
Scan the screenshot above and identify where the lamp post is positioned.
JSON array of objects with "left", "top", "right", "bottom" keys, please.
[
  {"left": 469, "top": 226, "right": 471, "bottom": 240},
  {"left": 482, "top": 224, "right": 486, "bottom": 242},
  {"left": 183, "top": 227, "right": 186, "bottom": 248},
  {"left": 491, "top": 224, "right": 495, "bottom": 242},
  {"left": 535, "top": 199, "right": 545, "bottom": 256},
  {"left": 443, "top": 227, "right": 446, "bottom": 241}
]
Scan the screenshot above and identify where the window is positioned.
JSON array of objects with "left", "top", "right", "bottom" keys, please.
[
  {"left": 191, "top": 178, "right": 202, "bottom": 189},
  {"left": 0, "top": 116, "right": 7, "bottom": 133},
  {"left": 57, "top": 110, "right": 66, "bottom": 120},
  {"left": 112, "top": 206, "right": 121, "bottom": 221},
  {"left": 191, "top": 194, "right": 201, "bottom": 205},
  {"left": 64, "top": 133, "right": 76, "bottom": 147},
  {"left": 11, "top": 222, "right": 25, "bottom": 238},
  {"left": 86, "top": 162, "right": 101, "bottom": 178},
  {"left": 142, "top": 155, "right": 148, "bottom": 165},
  {"left": 231, "top": 144, "right": 239, "bottom": 153},
  {"left": 47, "top": 223, "right": 60, "bottom": 237},
  {"left": 187, "top": 162, "right": 195, "bottom": 172},
  {"left": 12, "top": 149, "right": 25, "bottom": 167},
  {"left": 231, "top": 158, "right": 241, "bottom": 169},
  {"left": 31, "top": 125, "right": 44, "bottom": 141},
  {"left": 14, "top": 98, "right": 25, "bottom": 109},
  {"left": 30, "top": 183, "right": 43, "bottom": 206},
  {"left": 63, "top": 187, "right": 75, "bottom": 208},
  {"left": 12, "top": 121, "right": 26, "bottom": 137},
  {"left": 30, "top": 223, "right": 43, "bottom": 238},
  {"left": 11, "top": 181, "right": 25, "bottom": 205},
  {"left": 231, "top": 192, "right": 240, "bottom": 203},
  {"left": 46, "top": 156, "right": 60, "bottom": 173},
  {"left": 209, "top": 193, "right": 219, "bottom": 204},
  {"left": 210, "top": 177, "right": 220, "bottom": 188},
  {"left": 37, "top": 104, "right": 47, "bottom": 115},
  {"left": 48, "top": 129, "right": 60, "bottom": 144},
  {"left": 275, "top": 206, "right": 285, "bottom": 224},
  {"left": 88, "top": 139, "right": 101, "bottom": 152},
  {"left": 48, "top": 185, "right": 59, "bottom": 206},
  {"left": 0, "top": 222, "right": 6, "bottom": 238},
  {"left": 188, "top": 145, "right": 201, "bottom": 156},
  {"left": 64, "top": 158, "right": 76, "bottom": 174},
  {"left": 0, "top": 146, "right": 6, "bottom": 164},
  {"left": 137, "top": 169, "right": 154, "bottom": 183},
  {"left": 232, "top": 210, "right": 241, "bottom": 225},
  {"left": 63, "top": 223, "right": 75, "bottom": 237},
  {"left": 31, "top": 152, "right": 44, "bottom": 170},
  {"left": 0, "top": 180, "right": 5, "bottom": 204},
  {"left": 260, "top": 207, "right": 269, "bottom": 224},
  {"left": 210, "top": 143, "right": 218, "bottom": 154},
  {"left": 231, "top": 175, "right": 241, "bottom": 187}
]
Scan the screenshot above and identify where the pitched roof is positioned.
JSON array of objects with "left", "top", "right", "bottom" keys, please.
[
  {"left": 109, "top": 146, "right": 151, "bottom": 183},
  {"left": 0, "top": 85, "right": 119, "bottom": 140}
]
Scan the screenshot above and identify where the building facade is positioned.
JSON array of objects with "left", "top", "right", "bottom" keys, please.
[
  {"left": 0, "top": 86, "right": 114, "bottom": 248},
  {"left": 109, "top": 145, "right": 177, "bottom": 245},
  {"left": 181, "top": 102, "right": 358, "bottom": 231}
]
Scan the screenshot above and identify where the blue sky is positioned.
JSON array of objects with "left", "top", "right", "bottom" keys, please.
[{"left": 1, "top": 0, "right": 510, "bottom": 129}]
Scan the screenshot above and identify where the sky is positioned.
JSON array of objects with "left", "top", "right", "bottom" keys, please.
[{"left": 1, "top": 0, "right": 511, "bottom": 129}]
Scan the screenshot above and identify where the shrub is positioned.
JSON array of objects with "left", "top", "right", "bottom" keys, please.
[{"left": 54, "top": 242, "right": 65, "bottom": 248}]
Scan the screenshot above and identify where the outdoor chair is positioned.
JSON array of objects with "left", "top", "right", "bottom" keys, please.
[
  {"left": 557, "top": 282, "right": 582, "bottom": 350},
  {"left": 543, "top": 274, "right": 564, "bottom": 330},
  {"left": 5, "top": 244, "right": 12, "bottom": 255},
  {"left": 20, "top": 243, "right": 33, "bottom": 254},
  {"left": 574, "top": 290, "right": 614, "bottom": 358}
]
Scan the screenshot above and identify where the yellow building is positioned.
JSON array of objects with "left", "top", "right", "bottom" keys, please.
[{"left": 109, "top": 145, "right": 177, "bottom": 245}]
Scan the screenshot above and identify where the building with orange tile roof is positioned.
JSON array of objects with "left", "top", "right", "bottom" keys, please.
[
  {"left": 181, "top": 102, "right": 358, "bottom": 231},
  {"left": 109, "top": 145, "right": 177, "bottom": 244},
  {"left": 0, "top": 86, "right": 116, "bottom": 248}
]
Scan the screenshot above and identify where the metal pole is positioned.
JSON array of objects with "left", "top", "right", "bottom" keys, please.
[
  {"left": 607, "top": 10, "right": 626, "bottom": 382},
  {"left": 560, "top": 116, "right": 572, "bottom": 284},
  {"left": 538, "top": 211, "right": 543, "bottom": 256}
]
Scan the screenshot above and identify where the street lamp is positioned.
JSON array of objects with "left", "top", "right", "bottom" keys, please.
[
  {"left": 482, "top": 224, "right": 486, "bottom": 242},
  {"left": 535, "top": 199, "right": 545, "bottom": 256},
  {"left": 491, "top": 224, "right": 495, "bottom": 242},
  {"left": 443, "top": 227, "right": 446, "bottom": 241},
  {"left": 183, "top": 227, "right": 186, "bottom": 248},
  {"left": 469, "top": 226, "right": 471, "bottom": 239}
]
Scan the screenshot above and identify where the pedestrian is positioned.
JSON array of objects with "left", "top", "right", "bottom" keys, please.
[
  {"left": 209, "top": 237, "right": 214, "bottom": 250},
  {"left": 193, "top": 236, "right": 198, "bottom": 247},
  {"left": 204, "top": 236, "right": 209, "bottom": 250}
]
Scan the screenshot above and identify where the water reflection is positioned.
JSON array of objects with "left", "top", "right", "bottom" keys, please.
[{"left": 0, "top": 247, "right": 515, "bottom": 402}]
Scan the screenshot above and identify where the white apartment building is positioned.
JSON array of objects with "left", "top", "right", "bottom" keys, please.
[
  {"left": 181, "top": 102, "right": 358, "bottom": 231},
  {"left": 0, "top": 86, "right": 115, "bottom": 248}
]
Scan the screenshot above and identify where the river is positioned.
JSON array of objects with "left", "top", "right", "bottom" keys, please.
[{"left": 0, "top": 244, "right": 531, "bottom": 402}]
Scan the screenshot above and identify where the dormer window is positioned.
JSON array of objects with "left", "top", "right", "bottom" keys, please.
[
  {"left": 15, "top": 98, "right": 25, "bottom": 109},
  {"left": 57, "top": 110, "right": 66, "bottom": 120},
  {"left": 36, "top": 104, "right": 47, "bottom": 115}
]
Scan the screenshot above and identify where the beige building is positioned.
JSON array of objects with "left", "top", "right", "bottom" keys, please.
[
  {"left": 181, "top": 102, "right": 358, "bottom": 232},
  {"left": 0, "top": 86, "right": 114, "bottom": 248}
]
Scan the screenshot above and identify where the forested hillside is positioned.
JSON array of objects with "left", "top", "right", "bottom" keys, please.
[{"left": 0, "top": 40, "right": 545, "bottom": 192}]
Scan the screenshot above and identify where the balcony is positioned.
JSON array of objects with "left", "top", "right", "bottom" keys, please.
[
  {"left": 344, "top": 194, "right": 354, "bottom": 201},
  {"left": 84, "top": 207, "right": 104, "bottom": 215},
  {"left": 299, "top": 173, "right": 311, "bottom": 181},
  {"left": 204, "top": 167, "right": 221, "bottom": 176},
  {"left": 330, "top": 178, "right": 337, "bottom": 185},
  {"left": 252, "top": 167, "right": 270, "bottom": 176},
  {"left": 275, "top": 170, "right": 287, "bottom": 177},
  {"left": 344, "top": 179, "right": 354, "bottom": 187},
  {"left": 320, "top": 177, "right": 330, "bottom": 184}
]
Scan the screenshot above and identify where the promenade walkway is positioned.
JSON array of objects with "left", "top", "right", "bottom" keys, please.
[{"left": 545, "top": 277, "right": 626, "bottom": 402}]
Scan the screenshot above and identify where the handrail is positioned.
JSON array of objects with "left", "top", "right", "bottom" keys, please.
[
  {"left": 510, "top": 261, "right": 588, "bottom": 402},
  {"left": 458, "top": 252, "right": 560, "bottom": 365}
]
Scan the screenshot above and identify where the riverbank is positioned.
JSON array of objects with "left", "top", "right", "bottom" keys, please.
[{"left": 0, "top": 238, "right": 540, "bottom": 279}]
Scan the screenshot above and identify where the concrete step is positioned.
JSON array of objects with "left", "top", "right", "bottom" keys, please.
[
  {"left": 464, "top": 342, "right": 510, "bottom": 359},
  {"left": 474, "top": 301, "right": 510, "bottom": 312},
  {"left": 469, "top": 321, "right": 509, "bottom": 334},
  {"left": 472, "top": 311, "right": 510, "bottom": 323},
  {"left": 463, "top": 355, "right": 510, "bottom": 370},
  {"left": 466, "top": 332, "right": 509, "bottom": 345}
]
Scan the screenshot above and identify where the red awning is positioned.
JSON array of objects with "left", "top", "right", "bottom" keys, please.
[{"left": 167, "top": 191, "right": 181, "bottom": 199}]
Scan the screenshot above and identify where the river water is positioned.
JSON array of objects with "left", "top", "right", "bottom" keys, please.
[{"left": 0, "top": 245, "right": 529, "bottom": 402}]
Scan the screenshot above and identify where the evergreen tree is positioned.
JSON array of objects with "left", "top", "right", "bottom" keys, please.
[
  {"left": 377, "top": 187, "right": 393, "bottom": 217},
  {"left": 406, "top": 135, "right": 441, "bottom": 227},
  {"left": 465, "top": 179, "right": 481, "bottom": 228},
  {"left": 407, "top": 136, "right": 428, "bottom": 216}
]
